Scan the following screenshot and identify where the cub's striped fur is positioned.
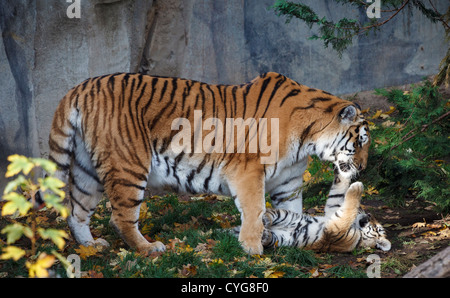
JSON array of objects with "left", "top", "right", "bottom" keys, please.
[
  {"left": 261, "top": 176, "right": 391, "bottom": 252},
  {"left": 48, "top": 72, "right": 370, "bottom": 255}
]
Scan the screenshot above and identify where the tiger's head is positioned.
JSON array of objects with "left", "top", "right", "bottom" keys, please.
[
  {"left": 313, "top": 104, "right": 371, "bottom": 178},
  {"left": 356, "top": 213, "right": 391, "bottom": 251}
]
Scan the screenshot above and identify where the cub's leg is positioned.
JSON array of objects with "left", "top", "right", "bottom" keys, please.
[
  {"left": 324, "top": 169, "right": 351, "bottom": 217},
  {"left": 327, "top": 182, "right": 363, "bottom": 233},
  {"left": 229, "top": 168, "right": 265, "bottom": 255},
  {"left": 66, "top": 139, "right": 108, "bottom": 248},
  {"left": 102, "top": 165, "right": 165, "bottom": 254}
]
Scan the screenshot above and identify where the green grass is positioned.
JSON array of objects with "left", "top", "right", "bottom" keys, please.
[{"left": 0, "top": 193, "right": 374, "bottom": 278}]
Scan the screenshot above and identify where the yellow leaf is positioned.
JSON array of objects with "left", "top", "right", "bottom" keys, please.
[
  {"left": 208, "top": 258, "right": 224, "bottom": 266},
  {"left": 139, "top": 203, "right": 150, "bottom": 221},
  {"left": 38, "top": 228, "right": 69, "bottom": 250},
  {"left": 1, "top": 246, "right": 26, "bottom": 261},
  {"left": 361, "top": 107, "right": 370, "bottom": 114},
  {"left": 269, "top": 271, "right": 285, "bottom": 278},
  {"left": 74, "top": 245, "right": 100, "bottom": 260},
  {"left": 141, "top": 222, "right": 154, "bottom": 234},
  {"left": 384, "top": 106, "right": 396, "bottom": 115},
  {"left": 367, "top": 121, "right": 377, "bottom": 131},
  {"left": 265, "top": 201, "right": 272, "bottom": 208},
  {"left": 117, "top": 248, "right": 132, "bottom": 260},
  {"left": 263, "top": 269, "right": 274, "bottom": 278},
  {"left": 6, "top": 155, "right": 34, "bottom": 177},
  {"left": 365, "top": 186, "right": 379, "bottom": 196},
  {"left": 303, "top": 170, "right": 312, "bottom": 183},
  {"left": 1, "top": 192, "right": 33, "bottom": 216},
  {"left": 264, "top": 269, "right": 285, "bottom": 278},
  {"left": 27, "top": 253, "right": 55, "bottom": 278},
  {"left": 370, "top": 110, "right": 383, "bottom": 119}
]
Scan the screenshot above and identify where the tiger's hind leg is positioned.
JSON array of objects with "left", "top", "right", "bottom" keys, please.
[
  {"left": 66, "top": 139, "right": 108, "bottom": 248},
  {"left": 101, "top": 163, "right": 165, "bottom": 254}
]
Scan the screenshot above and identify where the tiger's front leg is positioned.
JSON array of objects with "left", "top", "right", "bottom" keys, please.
[{"left": 228, "top": 167, "right": 265, "bottom": 255}]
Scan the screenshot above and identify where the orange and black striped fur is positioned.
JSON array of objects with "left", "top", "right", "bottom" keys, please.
[
  {"left": 48, "top": 72, "right": 370, "bottom": 254},
  {"left": 261, "top": 175, "right": 391, "bottom": 252}
]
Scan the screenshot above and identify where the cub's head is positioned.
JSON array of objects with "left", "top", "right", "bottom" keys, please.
[
  {"left": 315, "top": 104, "right": 371, "bottom": 178},
  {"left": 356, "top": 213, "right": 391, "bottom": 251}
]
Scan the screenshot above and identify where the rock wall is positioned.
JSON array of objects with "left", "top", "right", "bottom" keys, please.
[{"left": 0, "top": 0, "right": 447, "bottom": 190}]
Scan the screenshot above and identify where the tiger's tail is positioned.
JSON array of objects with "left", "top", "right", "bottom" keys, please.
[{"left": 47, "top": 91, "right": 79, "bottom": 190}]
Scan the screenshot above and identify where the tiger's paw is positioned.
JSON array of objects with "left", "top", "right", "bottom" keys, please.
[
  {"left": 87, "top": 238, "right": 110, "bottom": 251},
  {"left": 241, "top": 240, "right": 264, "bottom": 255},
  {"left": 140, "top": 241, "right": 166, "bottom": 254},
  {"left": 348, "top": 182, "right": 364, "bottom": 197}
]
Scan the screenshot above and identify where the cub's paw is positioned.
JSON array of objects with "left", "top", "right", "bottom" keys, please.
[
  {"left": 262, "top": 213, "right": 273, "bottom": 228},
  {"left": 228, "top": 226, "right": 241, "bottom": 238},
  {"left": 261, "top": 229, "right": 273, "bottom": 247},
  {"left": 348, "top": 181, "right": 364, "bottom": 197}
]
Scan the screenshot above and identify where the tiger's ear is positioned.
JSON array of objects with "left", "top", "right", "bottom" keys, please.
[
  {"left": 339, "top": 105, "right": 357, "bottom": 123},
  {"left": 357, "top": 213, "right": 370, "bottom": 228}
]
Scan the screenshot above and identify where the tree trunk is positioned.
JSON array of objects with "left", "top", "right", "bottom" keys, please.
[{"left": 403, "top": 246, "right": 450, "bottom": 278}]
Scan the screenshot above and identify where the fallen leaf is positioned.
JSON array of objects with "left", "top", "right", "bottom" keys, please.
[
  {"left": 365, "top": 186, "right": 379, "bottom": 196},
  {"left": 406, "top": 251, "right": 419, "bottom": 260},
  {"left": 302, "top": 170, "right": 312, "bottom": 183},
  {"left": 208, "top": 258, "right": 224, "bottom": 266},
  {"left": 381, "top": 120, "right": 396, "bottom": 127},
  {"left": 370, "top": 110, "right": 383, "bottom": 119},
  {"left": 263, "top": 269, "right": 285, "bottom": 278},
  {"left": 309, "top": 267, "right": 320, "bottom": 278},
  {"left": 424, "top": 227, "right": 450, "bottom": 241},
  {"left": 141, "top": 222, "right": 154, "bottom": 234},
  {"left": 74, "top": 245, "right": 101, "bottom": 260},
  {"left": 87, "top": 270, "right": 104, "bottom": 278},
  {"left": 412, "top": 221, "right": 426, "bottom": 230},
  {"left": 125, "top": 259, "right": 137, "bottom": 271},
  {"left": 178, "top": 264, "right": 197, "bottom": 277}
]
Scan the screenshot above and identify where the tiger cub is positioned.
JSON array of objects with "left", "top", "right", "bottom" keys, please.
[
  {"left": 48, "top": 72, "right": 370, "bottom": 255},
  {"left": 261, "top": 177, "right": 391, "bottom": 252}
]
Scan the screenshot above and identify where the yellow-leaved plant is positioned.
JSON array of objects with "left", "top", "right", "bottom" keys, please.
[{"left": 1, "top": 155, "right": 70, "bottom": 278}]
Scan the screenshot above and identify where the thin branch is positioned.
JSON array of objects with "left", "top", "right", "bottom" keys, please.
[
  {"left": 392, "top": 110, "right": 450, "bottom": 151},
  {"left": 376, "top": 109, "right": 449, "bottom": 170},
  {"left": 359, "top": 0, "right": 410, "bottom": 33},
  {"left": 428, "top": 0, "right": 450, "bottom": 30}
]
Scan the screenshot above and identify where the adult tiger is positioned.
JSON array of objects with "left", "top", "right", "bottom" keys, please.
[{"left": 48, "top": 72, "right": 370, "bottom": 255}]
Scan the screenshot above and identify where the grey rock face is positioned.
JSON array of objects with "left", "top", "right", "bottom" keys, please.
[{"left": 0, "top": 0, "right": 446, "bottom": 190}]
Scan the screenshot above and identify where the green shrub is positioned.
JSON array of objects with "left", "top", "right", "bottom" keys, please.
[{"left": 362, "top": 81, "right": 449, "bottom": 212}]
